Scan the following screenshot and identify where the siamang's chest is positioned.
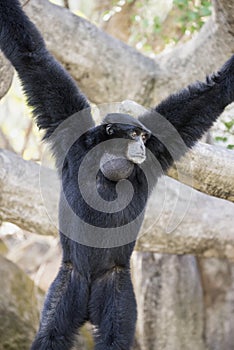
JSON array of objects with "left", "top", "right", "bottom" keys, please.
[
  {"left": 62, "top": 165, "right": 149, "bottom": 228},
  {"left": 59, "top": 164, "right": 152, "bottom": 250}
]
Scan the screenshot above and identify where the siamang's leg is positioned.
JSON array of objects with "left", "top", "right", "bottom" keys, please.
[
  {"left": 89, "top": 266, "right": 137, "bottom": 350},
  {"left": 31, "top": 262, "right": 89, "bottom": 350}
]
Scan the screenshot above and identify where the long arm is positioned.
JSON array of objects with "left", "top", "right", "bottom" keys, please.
[
  {"left": 0, "top": 0, "right": 94, "bottom": 141},
  {"left": 139, "top": 55, "right": 234, "bottom": 170}
]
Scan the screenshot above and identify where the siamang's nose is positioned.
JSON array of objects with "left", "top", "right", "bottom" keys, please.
[{"left": 140, "top": 141, "right": 145, "bottom": 151}]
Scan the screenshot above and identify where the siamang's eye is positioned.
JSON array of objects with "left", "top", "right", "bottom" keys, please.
[
  {"left": 106, "top": 124, "right": 114, "bottom": 135},
  {"left": 142, "top": 134, "right": 147, "bottom": 142}
]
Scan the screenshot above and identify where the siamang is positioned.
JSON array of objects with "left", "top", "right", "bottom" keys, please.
[{"left": 0, "top": 1, "right": 234, "bottom": 349}]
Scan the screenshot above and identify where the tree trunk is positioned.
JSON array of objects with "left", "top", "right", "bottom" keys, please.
[
  {"left": 132, "top": 253, "right": 234, "bottom": 350},
  {"left": 132, "top": 253, "right": 206, "bottom": 350}
]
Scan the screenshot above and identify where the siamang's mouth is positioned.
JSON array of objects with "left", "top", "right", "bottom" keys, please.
[{"left": 128, "top": 153, "right": 146, "bottom": 164}]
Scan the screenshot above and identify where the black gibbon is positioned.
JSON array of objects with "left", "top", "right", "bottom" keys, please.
[{"left": 0, "top": 1, "right": 233, "bottom": 349}]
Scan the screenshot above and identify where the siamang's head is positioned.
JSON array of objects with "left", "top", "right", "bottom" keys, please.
[{"left": 100, "top": 113, "right": 151, "bottom": 181}]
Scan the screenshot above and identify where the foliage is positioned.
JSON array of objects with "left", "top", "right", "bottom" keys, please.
[
  {"left": 128, "top": 0, "right": 212, "bottom": 54},
  {"left": 96, "top": 0, "right": 211, "bottom": 54},
  {"left": 173, "top": 0, "right": 212, "bottom": 35},
  {"left": 51, "top": 0, "right": 209, "bottom": 56},
  {"left": 214, "top": 115, "right": 234, "bottom": 150}
]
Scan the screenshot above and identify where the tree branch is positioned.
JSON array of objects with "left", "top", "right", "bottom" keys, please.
[
  {"left": 0, "top": 147, "right": 233, "bottom": 259},
  {"left": 0, "top": 0, "right": 227, "bottom": 105},
  {"left": 155, "top": 0, "right": 234, "bottom": 100},
  {"left": 136, "top": 177, "right": 234, "bottom": 260},
  {"left": 0, "top": 149, "right": 57, "bottom": 236},
  {"left": 22, "top": 0, "right": 158, "bottom": 105},
  {"left": 0, "top": 54, "right": 13, "bottom": 99},
  {"left": 168, "top": 143, "right": 234, "bottom": 202}
]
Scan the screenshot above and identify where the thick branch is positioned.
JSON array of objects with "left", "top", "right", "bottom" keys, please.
[
  {"left": 168, "top": 143, "right": 234, "bottom": 202},
  {"left": 136, "top": 177, "right": 234, "bottom": 260},
  {"left": 0, "top": 149, "right": 57, "bottom": 236},
  {"left": 155, "top": 0, "right": 234, "bottom": 100},
  {"left": 0, "top": 54, "right": 13, "bottom": 99},
  {"left": 0, "top": 148, "right": 233, "bottom": 259},
  {"left": 23, "top": 0, "right": 158, "bottom": 105},
  {"left": 0, "top": 0, "right": 228, "bottom": 105}
]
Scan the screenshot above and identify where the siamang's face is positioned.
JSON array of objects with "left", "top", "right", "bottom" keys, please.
[{"left": 105, "top": 123, "right": 151, "bottom": 164}]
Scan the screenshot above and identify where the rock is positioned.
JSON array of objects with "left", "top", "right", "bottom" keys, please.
[{"left": 0, "top": 255, "right": 41, "bottom": 350}]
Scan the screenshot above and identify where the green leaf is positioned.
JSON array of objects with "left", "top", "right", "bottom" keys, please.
[
  {"left": 215, "top": 136, "right": 228, "bottom": 142},
  {"left": 153, "top": 16, "right": 162, "bottom": 33},
  {"left": 173, "top": 0, "right": 188, "bottom": 7},
  {"left": 227, "top": 144, "right": 234, "bottom": 150},
  {"left": 224, "top": 121, "right": 234, "bottom": 131},
  {"left": 200, "top": 6, "right": 212, "bottom": 16}
]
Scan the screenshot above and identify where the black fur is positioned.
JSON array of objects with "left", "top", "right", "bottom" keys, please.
[
  {"left": 0, "top": 1, "right": 234, "bottom": 349},
  {"left": 139, "top": 55, "right": 234, "bottom": 170}
]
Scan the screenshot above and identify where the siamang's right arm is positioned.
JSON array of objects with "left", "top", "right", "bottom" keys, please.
[{"left": 0, "top": 0, "right": 94, "bottom": 141}]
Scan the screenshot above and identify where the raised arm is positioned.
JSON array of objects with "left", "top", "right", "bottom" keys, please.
[
  {"left": 139, "top": 55, "right": 234, "bottom": 170},
  {"left": 0, "top": 0, "right": 94, "bottom": 141}
]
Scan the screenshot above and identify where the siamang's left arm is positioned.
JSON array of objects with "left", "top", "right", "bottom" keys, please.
[{"left": 139, "top": 55, "right": 234, "bottom": 170}]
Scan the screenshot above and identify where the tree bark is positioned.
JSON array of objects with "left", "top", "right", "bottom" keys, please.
[
  {"left": 22, "top": 0, "right": 157, "bottom": 105},
  {"left": 0, "top": 149, "right": 57, "bottom": 236},
  {"left": 167, "top": 143, "right": 234, "bottom": 202},
  {"left": 198, "top": 257, "right": 234, "bottom": 350},
  {"left": 0, "top": 55, "right": 13, "bottom": 99},
  {"left": 132, "top": 252, "right": 234, "bottom": 350},
  {"left": 1, "top": 0, "right": 233, "bottom": 105},
  {"left": 132, "top": 253, "right": 206, "bottom": 350},
  {"left": 136, "top": 176, "right": 234, "bottom": 259}
]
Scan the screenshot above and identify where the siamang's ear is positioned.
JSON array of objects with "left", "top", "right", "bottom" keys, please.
[{"left": 106, "top": 124, "right": 114, "bottom": 135}]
